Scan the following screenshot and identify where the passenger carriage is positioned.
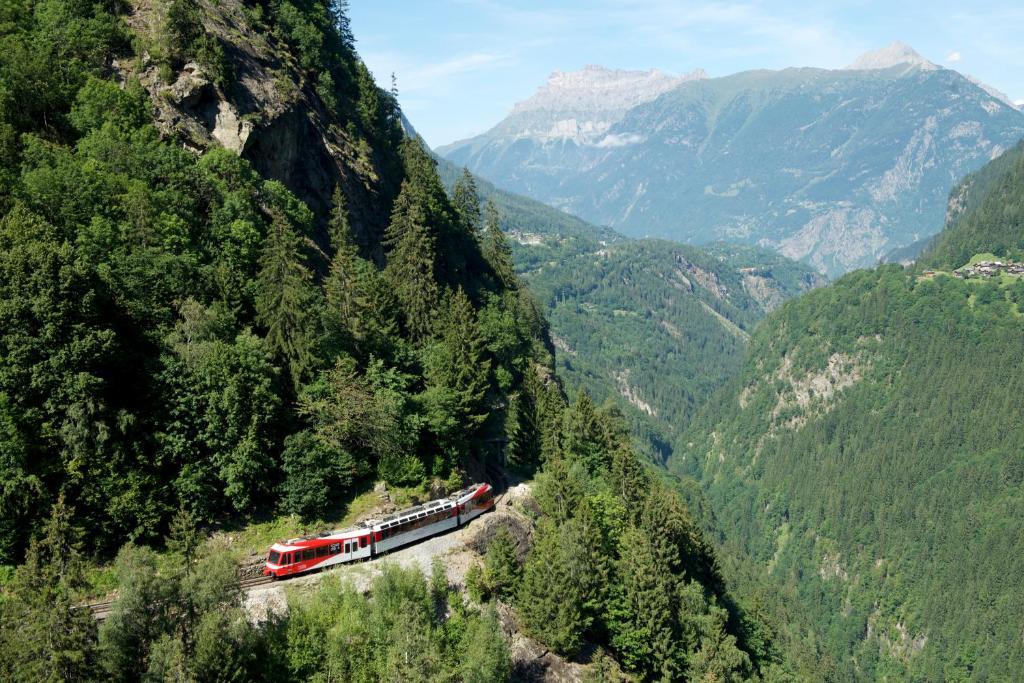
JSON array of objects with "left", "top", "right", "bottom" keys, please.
[{"left": 263, "top": 482, "right": 494, "bottom": 578}]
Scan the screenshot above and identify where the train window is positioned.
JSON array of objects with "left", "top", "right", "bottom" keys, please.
[
  {"left": 329, "top": 543, "right": 340, "bottom": 554},
  {"left": 344, "top": 542, "right": 351, "bottom": 553},
  {"left": 360, "top": 537, "right": 367, "bottom": 548},
  {"left": 302, "top": 549, "right": 315, "bottom": 561},
  {"left": 316, "top": 546, "right": 328, "bottom": 558},
  {"left": 268, "top": 551, "right": 280, "bottom": 564}
]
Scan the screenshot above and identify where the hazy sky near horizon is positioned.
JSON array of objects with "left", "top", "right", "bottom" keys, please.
[{"left": 350, "top": 1, "right": 1024, "bottom": 148}]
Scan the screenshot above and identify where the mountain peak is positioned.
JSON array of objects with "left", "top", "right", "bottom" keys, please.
[
  {"left": 846, "top": 41, "right": 938, "bottom": 71},
  {"left": 512, "top": 65, "right": 705, "bottom": 115}
]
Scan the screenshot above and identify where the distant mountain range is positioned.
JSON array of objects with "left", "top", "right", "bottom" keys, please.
[{"left": 440, "top": 44, "right": 1024, "bottom": 277}]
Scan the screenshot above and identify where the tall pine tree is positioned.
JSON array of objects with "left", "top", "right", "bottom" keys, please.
[
  {"left": 482, "top": 199, "right": 516, "bottom": 289},
  {"left": 384, "top": 182, "right": 439, "bottom": 341},
  {"left": 255, "top": 206, "right": 317, "bottom": 389},
  {"left": 606, "top": 527, "right": 684, "bottom": 681},
  {"left": 451, "top": 168, "right": 481, "bottom": 239}
]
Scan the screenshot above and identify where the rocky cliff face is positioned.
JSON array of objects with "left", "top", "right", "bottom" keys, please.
[
  {"left": 116, "top": 0, "right": 396, "bottom": 258},
  {"left": 441, "top": 65, "right": 706, "bottom": 148},
  {"left": 441, "top": 47, "right": 1024, "bottom": 277}
]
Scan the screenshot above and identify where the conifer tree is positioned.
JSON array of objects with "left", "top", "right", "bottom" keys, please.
[
  {"left": 0, "top": 496, "right": 100, "bottom": 682},
  {"left": 452, "top": 168, "right": 481, "bottom": 238},
  {"left": 256, "top": 207, "right": 317, "bottom": 389},
  {"left": 533, "top": 455, "right": 587, "bottom": 524},
  {"left": 331, "top": 0, "right": 354, "bottom": 52},
  {"left": 561, "top": 390, "right": 608, "bottom": 473},
  {"left": 384, "top": 183, "right": 439, "bottom": 340},
  {"left": 425, "top": 287, "right": 490, "bottom": 412},
  {"left": 420, "top": 287, "right": 491, "bottom": 465},
  {"left": 482, "top": 526, "right": 520, "bottom": 598},
  {"left": 324, "top": 186, "right": 370, "bottom": 355},
  {"left": 327, "top": 184, "right": 355, "bottom": 254},
  {"left": 639, "top": 482, "right": 722, "bottom": 592},
  {"left": 482, "top": 199, "right": 516, "bottom": 288},
  {"left": 516, "top": 516, "right": 606, "bottom": 657},
  {"left": 606, "top": 527, "right": 684, "bottom": 680},
  {"left": 515, "top": 520, "right": 589, "bottom": 656},
  {"left": 460, "top": 606, "right": 512, "bottom": 683}
]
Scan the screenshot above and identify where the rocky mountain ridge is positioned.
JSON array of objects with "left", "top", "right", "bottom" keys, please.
[
  {"left": 844, "top": 40, "right": 938, "bottom": 71},
  {"left": 443, "top": 65, "right": 706, "bottom": 147},
  {"left": 441, "top": 46, "right": 1024, "bottom": 276}
]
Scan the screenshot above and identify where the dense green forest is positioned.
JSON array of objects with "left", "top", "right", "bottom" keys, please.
[
  {"left": 673, "top": 143, "right": 1024, "bottom": 679},
  {"left": 0, "top": 0, "right": 554, "bottom": 561},
  {"left": 0, "top": 1, "right": 784, "bottom": 680},
  {"left": 524, "top": 241, "right": 822, "bottom": 464},
  {"left": 919, "top": 139, "right": 1024, "bottom": 271},
  {"left": 436, "top": 155, "right": 823, "bottom": 464}
]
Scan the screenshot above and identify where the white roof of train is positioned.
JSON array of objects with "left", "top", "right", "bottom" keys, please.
[{"left": 270, "top": 483, "right": 488, "bottom": 552}]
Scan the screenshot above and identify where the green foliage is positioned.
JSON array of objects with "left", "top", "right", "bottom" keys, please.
[
  {"left": 451, "top": 167, "right": 481, "bottom": 237},
  {"left": 481, "top": 526, "right": 520, "bottom": 599},
  {"left": 678, "top": 250, "right": 1024, "bottom": 676},
  {"left": 281, "top": 564, "right": 511, "bottom": 682},
  {"left": 0, "top": 497, "right": 100, "bottom": 682},
  {"left": 384, "top": 181, "right": 440, "bottom": 340},
  {"left": 256, "top": 187, "right": 319, "bottom": 389},
  {"left": 161, "top": 307, "right": 282, "bottom": 521},
  {"left": 97, "top": 522, "right": 258, "bottom": 682},
  {"left": 920, "top": 140, "right": 1024, "bottom": 271},
  {"left": 461, "top": 605, "right": 512, "bottom": 683},
  {"left": 514, "top": 393, "right": 760, "bottom": 679},
  {"left": 482, "top": 198, "right": 517, "bottom": 290},
  {"left": 516, "top": 519, "right": 594, "bottom": 656}
]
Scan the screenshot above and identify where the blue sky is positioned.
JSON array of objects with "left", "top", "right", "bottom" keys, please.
[{"left": 350, "top": 1, "right": 1024, "bottom": 148}]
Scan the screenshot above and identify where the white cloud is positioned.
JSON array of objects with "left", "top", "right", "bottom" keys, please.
[{"left": 946, "top": 51, "right": 962, "bottom": 62}]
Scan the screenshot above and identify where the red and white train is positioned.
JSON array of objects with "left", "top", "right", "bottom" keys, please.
[{"left": 263, "top": 482, "right": 494, "bottom": 578}]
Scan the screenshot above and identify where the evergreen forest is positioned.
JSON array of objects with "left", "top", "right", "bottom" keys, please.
[{"left": 0, "top": 1, "right": 777, "bottom": 681}]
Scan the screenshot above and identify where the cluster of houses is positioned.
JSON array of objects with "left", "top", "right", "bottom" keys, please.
[{"left": 934, "top": 260, "right": 1024, "bottom": 279}]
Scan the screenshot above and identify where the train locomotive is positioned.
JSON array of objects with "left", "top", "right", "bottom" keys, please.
[{"left": 263, "top": 482, "right": 494, "bottom": 578}]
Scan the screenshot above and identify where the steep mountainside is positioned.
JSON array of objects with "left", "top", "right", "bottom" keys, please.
[
  {"left": 918, "top": 140, "right": 1024, "bottom": 270},
  {"left": 672, "top": 144, "right": 1024, "bottom": 679},
  {"left": 0, "top": 2, "right": 774, "bottom": 681},
  {"left": 435, "top": 158, "right": 822, "bottom": 461},
  {"left": 441, "top": 45, "right": 1024, "bottom": 277},
  {"left": 524, "top": 240, "right": 822, "bottom": 463}
]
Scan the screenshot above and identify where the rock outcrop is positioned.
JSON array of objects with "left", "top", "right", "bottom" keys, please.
[{"left": 116, "top": 0, "right": 396, "bottom": 258}]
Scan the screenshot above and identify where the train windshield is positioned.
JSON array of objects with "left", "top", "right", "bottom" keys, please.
[{"left": 268, "top": 550, "right": 280, "bottom": 565}]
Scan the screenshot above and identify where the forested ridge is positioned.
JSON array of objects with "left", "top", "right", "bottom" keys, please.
[
  {"left": 919, "top": 139, "right": 1024, "bottom": 271},
  {"left": 436, "top": 155, "right": 824, "bottom": 465},
  {"left": 673, "top": 142, "right": 1024, "bottom": 680},
  {"left": 0, "top": 2, "right": 779, "bottom": 680}
]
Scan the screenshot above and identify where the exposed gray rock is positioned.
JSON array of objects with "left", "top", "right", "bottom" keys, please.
[
  {"left": 118, "top": 0, "right": 396, "bottom": 259},
  {"left": 441, "top": 50, "right": 1024, "bottom": 277}
]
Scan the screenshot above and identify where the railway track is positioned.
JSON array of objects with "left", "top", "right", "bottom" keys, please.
[
  {"left": 86, "top": 598, "right": 116, "bottom": 621},
  {"left": 239, "top": 575, "right": 275, "bottom": 591}
]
